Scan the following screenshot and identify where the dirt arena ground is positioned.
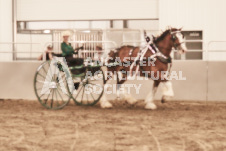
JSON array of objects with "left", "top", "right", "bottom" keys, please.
[{"left": 0, "top": 100, "right": 226, "bottom": 151}]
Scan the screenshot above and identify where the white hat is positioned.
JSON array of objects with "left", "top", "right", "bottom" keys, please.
[{"left": 62, "top": 30, "right": 72, "bottom": 37}]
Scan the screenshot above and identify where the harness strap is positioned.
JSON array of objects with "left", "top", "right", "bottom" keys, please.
[
  {"left": 128, "top": 43, "right": 151, "bottom": 78},
  {"left": 129, "top": 48, "right": 133, "bottom": 56},
  {"left": 167, "top": 63, "right": 172, "bottom": 79},
  {"left": 148, "top": 45, "right": 156, "bottom": 54},
  {"left": 128, "top": 41, "right": 172, "bottom": 79}
]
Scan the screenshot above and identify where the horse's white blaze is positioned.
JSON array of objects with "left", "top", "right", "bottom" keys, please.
[
  {"left": 176, "top": 32, "right": 187, "bottom": 54},
  {"left": 162, "top": 81, "right": 174, "bottom": 97}
]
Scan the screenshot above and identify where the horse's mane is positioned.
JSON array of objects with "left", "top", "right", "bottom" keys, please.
[
  {"left": 153, "top": 28, "right": 179, "bottom": 43},
  {"left": 120, "top": 45, "right": 134, "bottom": 49},
  {"left": 115, "top": 45, "right": 135, "bottom": 51}
]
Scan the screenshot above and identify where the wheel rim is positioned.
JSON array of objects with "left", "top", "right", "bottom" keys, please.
[
  {"left": 71, "top": 68, "right": 105, "bottom": 106},
  {"left": 34, "top": 61, "right": 71, "bottom": 109}
]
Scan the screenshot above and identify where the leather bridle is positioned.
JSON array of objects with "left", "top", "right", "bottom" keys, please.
[{"left": 170, "top": 31, "right": 185, "bottom": 50}]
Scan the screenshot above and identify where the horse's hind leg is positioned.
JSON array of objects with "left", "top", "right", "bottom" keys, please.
[
  {"left": 117, "top": 72, "right": 137, "bottom": 105},
  {"left": 100, "top": 71, "right": 114, "bottom": 108},
  {"left": 144, "top": 80, "right": 160, "bottom": 110}
]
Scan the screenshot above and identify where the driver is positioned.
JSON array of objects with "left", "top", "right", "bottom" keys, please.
[{"left": 61, "top": 31, "right": 83, "bottom": 66}]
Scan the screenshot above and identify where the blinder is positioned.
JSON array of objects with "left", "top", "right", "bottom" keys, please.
[{"left": 170, "top": 31, "right": 184, "bottom": 49}]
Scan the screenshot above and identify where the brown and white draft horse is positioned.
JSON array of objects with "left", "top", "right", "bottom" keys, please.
[{"left": 100, "top": 27, "right": 187, "bottom": 109}]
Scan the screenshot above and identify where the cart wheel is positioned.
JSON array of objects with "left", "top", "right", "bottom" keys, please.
[
  {"left": 71, "top": 67, "right": 105, "bottom": 106},
  {"left": 34, "top": 61, "right": 72, "bottom": 109}
]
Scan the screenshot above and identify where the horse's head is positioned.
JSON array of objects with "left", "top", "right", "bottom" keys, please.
[
  {"left": 170, "top": 28, "right": 187, "bottom": 54},
  {"left": 153, "top": 27, "right": 187, "bottom": 56}
]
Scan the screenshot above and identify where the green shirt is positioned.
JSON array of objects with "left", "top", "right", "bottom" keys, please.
[{"left": 61, "top": 42, "right": 74, "bottom": 56}]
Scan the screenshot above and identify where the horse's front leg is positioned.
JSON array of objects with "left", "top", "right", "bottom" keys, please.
[
  {"left": 161, "top": 80, "right": 174, "bottom": 103},
  {"left": 144, "top": 80, "right": 160, "bottom": 110}
]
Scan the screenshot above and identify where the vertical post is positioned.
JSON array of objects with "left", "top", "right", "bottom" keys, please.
[
  {"left": 30, "top": 30, "right": 32, "bottom": 60},
  {"left": 123, "top": 20, "right": 128, "bottom": 28},
  {"left": 110, "top": 20, "right": 113, "bottom": 28},
  {"left": 12, "top": 0, "right": 17, "bottom": 60},
  {"left": 206, "top": 42, "right": 209, "bottom": 105}
]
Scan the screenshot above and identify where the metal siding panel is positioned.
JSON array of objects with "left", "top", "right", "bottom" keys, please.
[{"left": 17, "top": 0, "right": 159, "bottom": 21}]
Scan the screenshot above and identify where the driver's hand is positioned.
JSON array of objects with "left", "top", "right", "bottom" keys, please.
[{"left": 80, "top": 45, "right": 84, "bottom": 50}]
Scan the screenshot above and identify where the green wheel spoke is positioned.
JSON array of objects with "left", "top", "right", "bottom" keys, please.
[
  {"left": 88, "top": 84, "right": 96, "bottom": 102},
  {"left": 89, "top": 82, "right": 102, "bottom": 88},
  {"left": 86, "top": 89, "right": 89, "bottom": 104},
  {"left": 44, "top": 89, "right": 52, "bottom": 104},
  {"left": 42, "top": 64, "right": 48, "bottom": 75},
  {"left": 56, "top": 84, "right": 67, "bottom": 102},
  {"left": 57, "top": 84, "right": 70, "bottom": 98},
  {"left": 58, "top": 74, "right": 67, "bottom": 84},
  {"left": 90, "top": 92, "right": 95, "bottom": 101},
  {"left": 56, "top": 87, "right": 65, "bottom": 103},
  {"left": 51, "top": 88, "right": 54, "bottom": 108},
  {"left": 47, "top": 61, "right": 53, "bottom": 79},
  {"left": 39, "top": 88, "right": 51, "bottom": 99},
  {"left": 43, "top": 63, "right": 51, "bottom": 79},
  {"left": 37, "top": 72, "right": 46, "bottom": 79},
  {"left": 36, "top": 87, "right": 43, "bottom": 91},
  {"left": 36, "top": 80, "right": 46, "bottom": 84},
  {"left": 54, "top": 89, "right": 59, "bottom": 106},
  {"left": 43, "top": 63, "right": 52, "bottom": 80},
  {"left": 81, "top": 86, "right": 85, "bottom": 104},
  {"left": 53, "top": 62, "right": 57, "bottom": 82},
  {"left": 42, "top": 65, "right": 47, "bottom": 74},
  {"left": 74, "top": 85, "right": 83, "bottom": 100}
]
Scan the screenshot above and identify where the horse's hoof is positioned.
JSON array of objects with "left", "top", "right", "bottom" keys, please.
[
  {"left": 161, "top": 96, "right": 167, "bottom": 103},
  {"left": 100, "top": 101, "right": 113, "bottom": 109},
  {"left": 126, "top": 97, "right": 137, "bottom": 105},
  {"left": 161, "top": 98, "right": 166, "bottom": 103},
  {"left": 145, "top": 103, "right": 157, "bottom": 110}
]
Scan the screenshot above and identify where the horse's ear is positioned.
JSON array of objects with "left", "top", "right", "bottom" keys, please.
[
  {"left": 179, "top": 27, "right": 183, "bottom": 31},
  {"left": 144, "top": 30, "right": 147, "bottom": 37},
  {"left": 152, "top": 35, "right": 156, "bottom": 42}
]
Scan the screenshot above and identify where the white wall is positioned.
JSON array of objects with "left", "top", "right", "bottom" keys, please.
[
  {"left": 16, "top": 34, "right": 52, "bottom": 59},
  {"left": 0, "top": 0, "right": 12, "bottom": 61},
  {"left": 27, "top": 21, "right": 110, "bottom": 30},
  {"left": 17, "top": 0, "right": 158, "bottom": 21},
  {"left": 159, "top": 0, "right": 226, "bottom": 60}
]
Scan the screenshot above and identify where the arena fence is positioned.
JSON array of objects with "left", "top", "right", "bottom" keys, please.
[
  {"left": 0, "top": 29, "right": 225, "bottom": 61},
  {"left": 0, "top": 59, "right": 226, "bottom": 102},
  {"left": 0, "top": 42, "right": 42, "bottom": 61},
  {"left": 43, "top": 41, "right": 117, "bottom": 61}
]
